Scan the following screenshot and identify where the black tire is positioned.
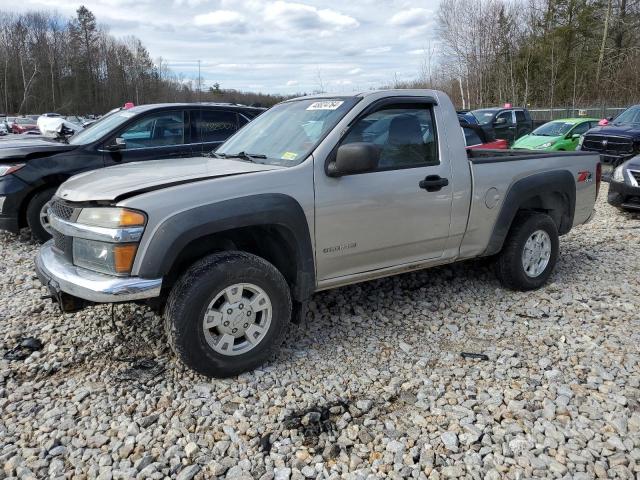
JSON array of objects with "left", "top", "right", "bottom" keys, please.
[
  {"left": 164, "top": 251, "right": 292, "bottom": 378},
  {"left": 495, "top": 212, "right": 559, "bottom": 291},
  {"left": 26, "top": 187, "right": 57, "bottom": 243}
]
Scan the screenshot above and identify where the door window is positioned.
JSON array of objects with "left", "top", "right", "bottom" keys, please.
[
  {"left": 496, "top": 111, "right": 514, "bottom": 125},
  {"left": 341, "top": 106, "right": 439, "bottom": 169},
  {"left": 462, "top": 126, "right": 483, "bottom": 147},
  {"left": 515, "top": 110, "right": 527, "bottom": 123},
  {"left": 570, "top": 122, "right": 590, "bottom": 136},
  {"left": 193, "top": 110, "right": 238, "bottom": 143},
  {"left": 118, "top": 111, "right": 185, "bottom": 149}
]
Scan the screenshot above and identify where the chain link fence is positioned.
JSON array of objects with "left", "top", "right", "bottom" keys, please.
[{"left": 528, "top": 107, "right": 628, "bottom": 122}]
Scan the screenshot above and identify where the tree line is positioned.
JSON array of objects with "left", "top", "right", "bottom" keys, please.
[
  {"left": 0, "top": 7, "right": 285, "bottom": 115},
  {"left": 423, "top": 0, "right": 640, "bottom": 110}
]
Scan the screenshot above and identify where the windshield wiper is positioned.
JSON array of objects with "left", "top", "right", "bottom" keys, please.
[{"left": 225, "top": 151, "right": 268, "bottom": 162}]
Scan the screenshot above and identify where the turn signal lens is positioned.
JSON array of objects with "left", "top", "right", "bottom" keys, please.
[
  {"left": 119, "top": 210, "right": 146, "bottom": 227},
  {"left": 77, "top": 207, "right": 146, "bottom": 228},
  {"left": 114, "top": 244, "right": 138, "bottom": 274}
]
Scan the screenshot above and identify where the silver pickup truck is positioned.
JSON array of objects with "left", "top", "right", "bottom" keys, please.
[{"left": 35, "top": 90, "right": 601, "bottom": 377}]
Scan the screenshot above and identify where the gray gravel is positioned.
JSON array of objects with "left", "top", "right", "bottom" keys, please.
[{"left": 1, "top": 184, "right": 639, "bottom": 479}]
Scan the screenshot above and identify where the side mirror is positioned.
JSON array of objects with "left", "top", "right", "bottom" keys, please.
[
  {"left": 494, "top": 117, "right": 507, "bottom": 125},
  {"left": 327, "top": 142, "right": 380, "bottom": 176},
  {"left": 571, "top": 133, "right": 581, "bottom": 140},
  {"left": 105, "top": 137, "right": 126, "bottom": 151}
]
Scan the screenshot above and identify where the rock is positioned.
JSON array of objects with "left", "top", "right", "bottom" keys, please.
[
  {"left": 441, "top": 432, "right": 459, "bottom": 451},
  {"left": 176, "top": 465, "right": 200, "bottom": 480}
]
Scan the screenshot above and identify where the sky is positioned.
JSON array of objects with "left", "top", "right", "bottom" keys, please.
[{"left": 10, "top": 0, "right": 441, "bottom": 94}]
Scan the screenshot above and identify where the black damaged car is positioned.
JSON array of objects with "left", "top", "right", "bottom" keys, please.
[
  {"left": 609, "top": 157, "right": 640, "bottom": 212},
  {"left": 0, "top": 103, "right": 264, "bottom": 241}
]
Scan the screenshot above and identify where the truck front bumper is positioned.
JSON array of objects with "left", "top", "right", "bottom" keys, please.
[{"left": 36, "top": 241, "right": 162, "bottom": 304}]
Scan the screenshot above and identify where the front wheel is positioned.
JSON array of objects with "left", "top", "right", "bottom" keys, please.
[
  {"left": 495, "top": 212, "right": 559, "bottom": 291},
  {"left": 26, "top": 187, "right": 57, "bottom": 243},
  {"left": 164, "top": 251, "right": 292, "bottom": 377}
]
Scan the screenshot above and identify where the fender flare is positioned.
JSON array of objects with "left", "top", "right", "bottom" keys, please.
[
  {"left": 484, "top": 170, "right": 576, "bottom": 256},
  {"left": 136, "top": 193, "right": 315, "bottom": 300}
]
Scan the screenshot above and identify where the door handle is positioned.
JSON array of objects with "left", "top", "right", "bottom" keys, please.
[{"left": 419, "top": 175, "right": 449, "bottom": 192}]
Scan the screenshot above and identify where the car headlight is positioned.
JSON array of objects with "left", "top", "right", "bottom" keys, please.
[
  {"left": 76, "top": 207, "right": 146, "bottom": 228},
  {"left": 73, "top": 239, "right": 138, "bottom": 275},
  {"left": 577, "top": 135, "right": 585, "bottom": 147},
  {"left": 0, "top": 164, "right": 25, "bottom": 176},
  {"left": 536, "top": 142, "right": 554, "bottom": 149},
  {"left": 612, "top": 166, "right": 625, "bottom": 183},
  {"left": 72, "top": 207, "right": 146, "bottom": 275}
]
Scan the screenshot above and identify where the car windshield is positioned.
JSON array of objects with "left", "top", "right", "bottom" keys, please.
[
  {"left": 216, "top": 97, "right": 359, "bottom": 166},
  {"left": 470, "top": 109, "right": 498, "bottom": 125},
  {"left": 68, "top": 110, "right": 134, "bottom": 145},
  {"left": 16, "top": 118, "right": 35, "bottom": 125},
  {"left": 613, "top": 106, "right": 640, "bottom": 126},
  {"left": 532, "top": 121, "right": 574, "bottom": 137}
]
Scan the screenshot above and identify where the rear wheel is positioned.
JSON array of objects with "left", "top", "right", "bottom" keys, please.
[
  {"left": 164, "top": 251, "right": 292, "bottom": 377},
  {"left": 26, "top": 187, "right": 57, "bottom": 243},
  {"left": 495, "top": 212, "right": 559, "bottom": 291}
]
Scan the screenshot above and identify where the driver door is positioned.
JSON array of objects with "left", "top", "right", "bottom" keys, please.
[
  {"left": 102, "top": 110, "right": 191, "bottom": 165},
  {"left": 314, "top": 103, "right": 453, "bottom": 281},
  {"left": 493, "top": 111, "right": 516, "bottom": 144}
]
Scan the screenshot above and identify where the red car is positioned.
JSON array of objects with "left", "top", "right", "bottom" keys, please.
[
  {"left": 12, "top": 118, "right": 39, "bottom": 134},
  {"left": 462, "top": 123, "right": 508, "bottom": 150}
]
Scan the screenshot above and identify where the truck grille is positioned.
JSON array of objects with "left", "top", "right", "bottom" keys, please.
[
  {"left": 49, "top": 199, "right": 77, "bottom": 221},
  {"left": 582, "top": 135, "right": 634, "bottom": 154}
]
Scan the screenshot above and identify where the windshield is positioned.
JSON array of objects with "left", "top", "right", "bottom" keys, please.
[
  {"left": 470, "top": 109, "right": 498, "bottom": 125},
  {"left": 532, "top": 121, "right": 574, "bottom": 137},
  {"left": 16, "top": 118, "right": 35, "bottom": 125},
  {"left": 613, "top": 106, "right": 640, "bottom": 126},
  {"left": 68, "top": 109, "right": 134, "bottom": 145},
  {"left": 216, "top": 98, "right": 359, "bottom": 166}
]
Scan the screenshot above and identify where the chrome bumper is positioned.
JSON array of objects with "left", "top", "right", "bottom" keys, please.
[{"left": 36, "top": 241, "right": 162, "bottom": 303}]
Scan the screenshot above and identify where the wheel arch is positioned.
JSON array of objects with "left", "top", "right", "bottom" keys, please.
[
  {"left": 484, "top": 170, "right": 575, "bottom": 256},
  {"left": 18, "top": 179, "right": 64, "bottom": 228},
  {"left": 136, "top": 194, "right": 315, "bottom": 301}
]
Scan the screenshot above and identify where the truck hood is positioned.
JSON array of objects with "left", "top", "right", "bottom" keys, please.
[
  {"left": 513, "top": 134, "right": 561, "bottom": 150},
  {"left": 586, "top": 124, "right": 640, "bottom": 138},
  {"left": 0, "top": 137, "right": 77, "bottom": 161},
  {"left": 57, "top": 156, "right": 283, "bottom": 202}
]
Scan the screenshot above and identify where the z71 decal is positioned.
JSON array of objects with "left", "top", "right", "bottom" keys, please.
[{"left": 577, "top": 171, "right": 593, "bottom": 183}]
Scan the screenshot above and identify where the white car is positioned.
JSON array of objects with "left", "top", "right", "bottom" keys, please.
[{"left": 0, "top": 123, "right": 7, "bottom": 136}]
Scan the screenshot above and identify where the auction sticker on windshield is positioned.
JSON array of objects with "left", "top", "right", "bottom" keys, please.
[
  {"left": 306, "top": 101, "right": 344, "bottom": 111},
  {"left": 281, "top": 152, "right": 298, "bottom": 160}
]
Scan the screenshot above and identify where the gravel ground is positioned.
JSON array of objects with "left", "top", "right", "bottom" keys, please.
[{"left": 1, "top": 184, "right": 639, "bottom": 480}]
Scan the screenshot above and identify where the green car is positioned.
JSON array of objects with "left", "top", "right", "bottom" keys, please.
[{"left": 513, "top": 118, "right": 599, "bottom": 151}]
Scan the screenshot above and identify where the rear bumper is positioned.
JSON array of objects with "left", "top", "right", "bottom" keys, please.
[
  {"left": 608, "top": 180, "right": 640, "bottom": 209},
  {"left": 35, "top": 241, "right": 162, "bottom": 304}
]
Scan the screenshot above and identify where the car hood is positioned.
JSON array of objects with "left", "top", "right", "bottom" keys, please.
[
  {"left": 0, "top": 137, "right": 77, "bottom": 161},
  {"left": 57, "top": 156, "right": 284, "bottom": 202},
  {"left": 586, "top": 124, "right": 640, "bottom": 138},
  {"left": 513, "top": 134, "right": 561, "bottom": 149}
]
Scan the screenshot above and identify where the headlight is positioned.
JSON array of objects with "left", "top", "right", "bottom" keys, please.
[
  {"left": 578, "top": 135, "right": 585, "bottom": 147},
  {"left": 76, "top": 207, "right": 146, "bottom": 228},
  {"left": 73, "top": 238, "right": 138, "bottom": 275},
  {"left": 72, "top": 207, "right": 146, "bottom": 275},
  {"left": 0, "top": 164, "right": 25, "bottom": 176},
  {"left": 612, "top": 166, "right": 625, "bottom": 183},
  {"left": 536, "top": 142, "right": 554, "bottom": 149}
]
